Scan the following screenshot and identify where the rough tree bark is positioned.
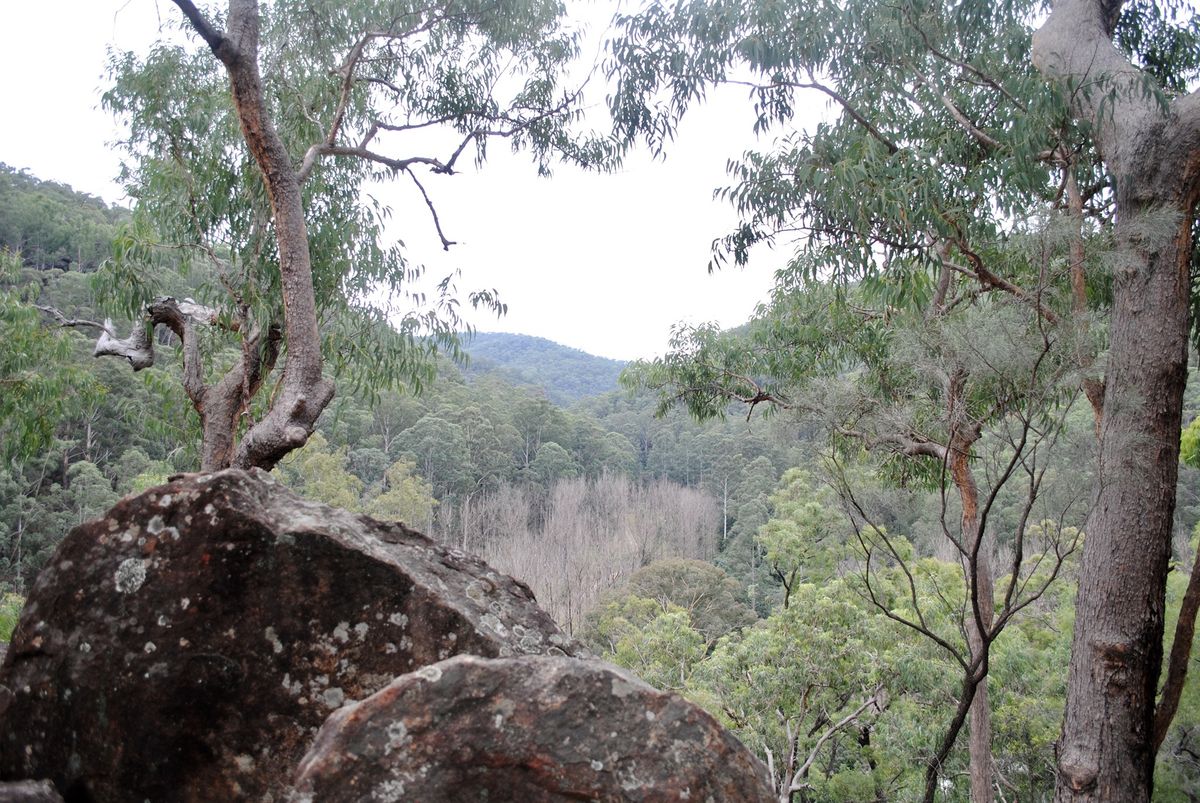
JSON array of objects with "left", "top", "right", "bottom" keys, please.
[{"left": 1032, "top": 1, "right": 1200, "bottom": 799}]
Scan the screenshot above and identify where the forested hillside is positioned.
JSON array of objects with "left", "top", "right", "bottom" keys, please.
[
  {"left": 0, "top": 165, "right": 805, "bottom": 625},
  {"left": 0, "top": 164, "right": 128, "bottom": 272},
  {"left": 6, "top": 159, "right": 1200, "bottom": 799},
  {"left": 6, "top": 0, "right": 1200, "bottom": 798},
  {"left": 462, "top": 332, "right": 626, "bottom": 404}
]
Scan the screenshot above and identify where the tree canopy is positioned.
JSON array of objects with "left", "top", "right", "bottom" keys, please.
[
  {"left": 73, "top": 0, "right": 620, "bottom": 471},
  {"left": 609, "top": 0, "right": 1200, "bottom": 799}
]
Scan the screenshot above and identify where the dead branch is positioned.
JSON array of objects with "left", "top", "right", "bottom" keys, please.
[{"left": 781, "top": 684, "right": 888, "bottom": 801}]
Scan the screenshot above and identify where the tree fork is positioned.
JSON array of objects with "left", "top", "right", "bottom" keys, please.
[{"left": 173, "top": 0, "right": 335, "bottom": 470}]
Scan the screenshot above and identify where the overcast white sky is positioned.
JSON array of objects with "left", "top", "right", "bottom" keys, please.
[{"left": 0, "top": 1, "right": 820, "bottom": 361}]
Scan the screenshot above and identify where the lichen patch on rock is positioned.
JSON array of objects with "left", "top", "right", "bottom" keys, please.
[
  {"left": 291, "top": 655, "right": 773, "bottom": 802},
  {"left": 113, "top": 558, "right": 147, "bottom": 594}
]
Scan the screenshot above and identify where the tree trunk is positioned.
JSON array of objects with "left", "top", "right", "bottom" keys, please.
[
  {"left": 1032, "top": 2, "right": 1200, "bottom": 798},
  {"left": 173, "top": 0, "right": 334, "bottom": 471},
  {"left": 949, "top": 411, "right": 994, "bottom": 803},
  {"left": 1155, "top": 545, "right": 1200, "bottom": 750},
  {"left": 966, "top": 556, "right": 994, "bottom": 803},
  {"left": 1054, "top": 202, "right": 1192, "bottom": 801},
  {"left": 722, "top": 475, "right": 729, "bottom": 546}
]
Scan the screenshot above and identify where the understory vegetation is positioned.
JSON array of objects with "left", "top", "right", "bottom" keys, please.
[
  {"left": 6, "top": 0, "right": 1200, "bottom": 798},
  {"left": 5, "top": 164, "right": 1200, "bottom": 800}
]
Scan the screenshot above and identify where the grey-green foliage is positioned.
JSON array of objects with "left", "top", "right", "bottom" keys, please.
[
  {"left": 1157, "top": 537, "right": 1200, "bottom": 800},
  {"left": 0, "top": 469, "right": 70, "bottom": 593},
  {"left": 0, "top": 250, "right": 102, "bottom": 461},
  {"left": 609, "top": 0, "right": 1082, "bottom": 288},
  {"left": 607, "top": 0, "right": 1200, "bottom": 385},
  {"left": 593, "top": 431, "right": 639, "bottom": 477},
  {"left": 363, "top": 458, "right": 436, "bottom": 527},
  {"left": 447, "top": 405, "right": 520, "bottom": 492},
  {"left": 0, "top": 164, "right": 126, "bottom": 271},
  {"left": 64, "top": 462, "right": 121, "bottom": 526},
  {"left": 585, "top": 595, "right": 709, "bottom": 692},
  {"left": 583, "top": 558, "right": 756, "bottom": 648},
  {"left": 396, "top": 415, "right": 470, "bottom": 498},
  {"left": 528, "top": 441, "right": 580, "bottom": 488},
  {"left": 0, "top": 460, "right": 128, "bottom": 593},
  {"left": 99, "top": 0, "right": 619, "bottom": 402},
  {"left": 756, "top": 468, "right": 847, "bottom": 594},
  {"left": 348, "top": 447, "right": 391, "bottom": 486},
  {"left": 1114, "top": 1, "right": 1200, "bottom": 95}
]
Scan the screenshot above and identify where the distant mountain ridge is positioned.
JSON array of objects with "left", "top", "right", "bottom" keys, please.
[
  {"left": 0, "top": 162, "right": 624, "bottom": 408},
  {"left": 462, "top": 332, "right": 626, "bottom": 405}
]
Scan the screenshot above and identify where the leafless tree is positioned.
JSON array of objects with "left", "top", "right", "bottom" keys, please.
[{"left": 479, "top": 474, "right": 719, "bottom": 632}]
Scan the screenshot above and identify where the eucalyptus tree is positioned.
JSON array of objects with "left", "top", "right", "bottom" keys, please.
[
  {"left": 396, "top": 414, "right": 470, "bottom": 500},
  {"left": 1032, "top": 2, "right": 1200, "bottom": 799},
  {"left": 610, "top": 0, "right": 1200, "bottom": 798},
  {"left": 363, "top": 457, "right": 436, "bottom": 527},
  {"left": 628, "top": 276, "right": 1085, "bottom": 802},
  {"left": 610, "top": 1, "right": 1098, "bottom": 797},
  {"left": 55, "top": 0, "right": 613, "bottom": 472},
  {"left": 691, "top": 578, "right": 893, "bottom": 802},
  {"left": 0, "top": 251, "right": 100, "bottom": 460},
  {"left": 757, "top": 469, "right": 845, "bottom": 609}
]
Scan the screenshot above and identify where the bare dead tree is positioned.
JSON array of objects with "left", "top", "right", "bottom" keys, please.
[{"left": 479, "top": 474, "right": 719, "bottom": 632}]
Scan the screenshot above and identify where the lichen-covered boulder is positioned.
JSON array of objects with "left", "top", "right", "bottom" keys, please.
[
  {"left": 292, "top": 654, "right": 775, "bottom": 802},
  {"left": 0, "top": 469, "right": 576, "bottom": 802}
]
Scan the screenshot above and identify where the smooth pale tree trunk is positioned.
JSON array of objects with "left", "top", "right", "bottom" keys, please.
[
  {"left": 963, "top": 524, "right": 994, "bottom": 803},
  {"left": 173, "top": 0, "right": 334, "bottom": 471},
  {"left": 1033, "top": 2, "right": 1200, "bottom": 798}
]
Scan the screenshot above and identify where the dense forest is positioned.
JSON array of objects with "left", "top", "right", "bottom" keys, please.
[
  {"left": 0, "top": 164, "right": 808, "bottom": 623},
  {"left": 5, "top": 0, "right": 1200, "bottom": 800},
  {"left": 5, "top": 159, "right": 1200, "bottom": 800},
  {"left": 461, "top": 332, "right": 626, "bottom": 404}
]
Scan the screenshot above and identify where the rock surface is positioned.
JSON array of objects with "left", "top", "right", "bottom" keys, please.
[
  {"left": 292, "top": 654, "right": 775, "bottom": 802},
  {"left": 0, "top": 469, "right": 576, "bottom": 802},
  {"left": 0, "top": 781, "right": 63, "bottom": 802}
]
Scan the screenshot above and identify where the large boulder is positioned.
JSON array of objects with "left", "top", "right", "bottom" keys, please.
[
  {"left": 292, "top": 654, "right": 775, "bottom": 802},
  {"left": 0, "top": 469, "right": 576, "bottom": 802}
]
